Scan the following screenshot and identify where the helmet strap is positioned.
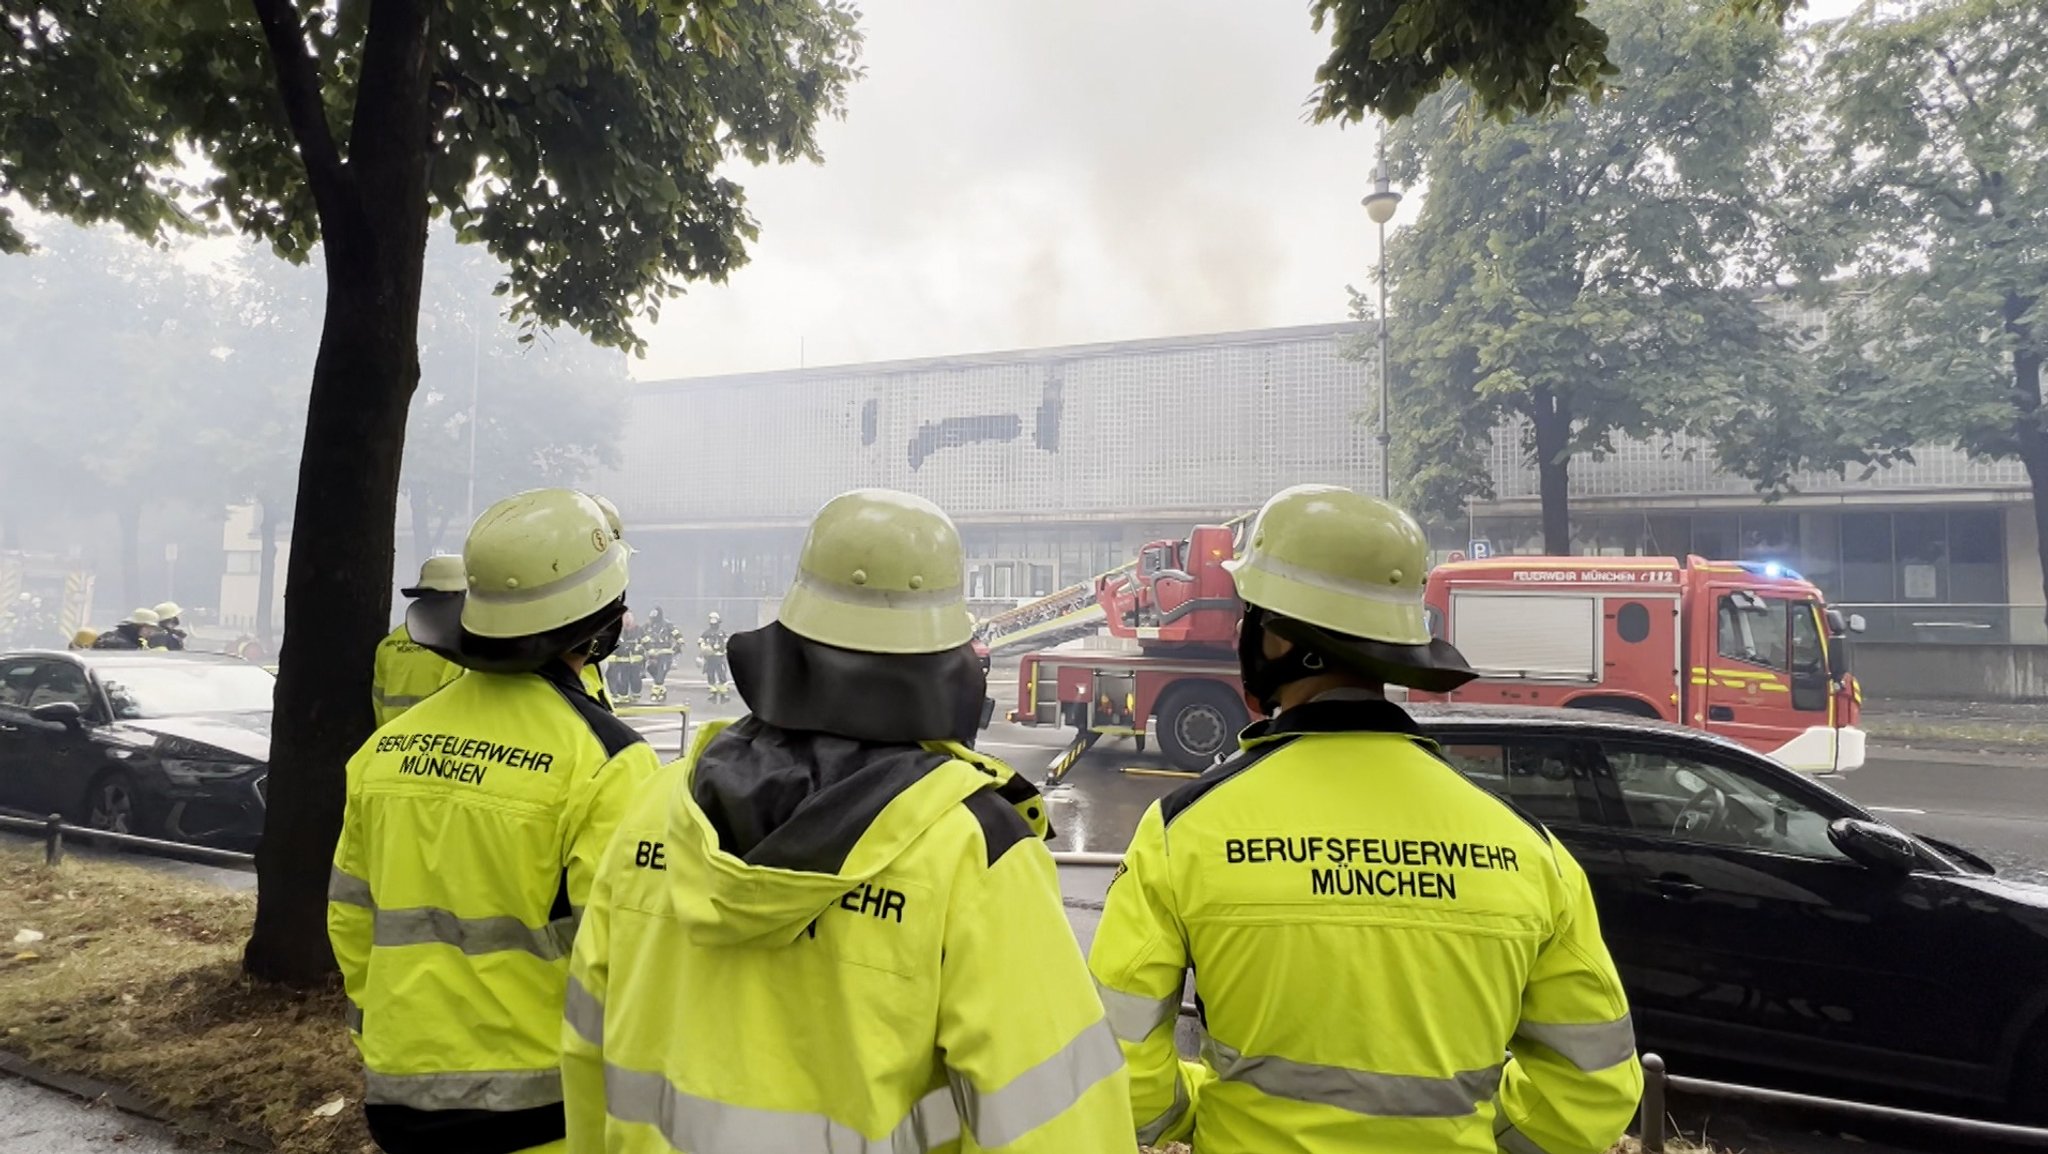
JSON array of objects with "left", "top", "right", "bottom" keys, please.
[
  {"left": 580, "top": 609, "right": 628, "bottom": 664},
  {"left": 1237, "top": 605, "right": 1331, "bottom": 714}
]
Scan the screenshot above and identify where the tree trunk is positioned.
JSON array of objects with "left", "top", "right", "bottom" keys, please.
[
  {"left": 1531, "top": 389, "right": 1574, "bottom": 555},
  {"left": 256, "top": 501, "right": 280, "bottom": 647},
  {"left": 2012, "top": 348, "right": 2048, "bottom": 632},
  {"left": 243, "top": 0, "right": 437, "bottom": 987},
  {"left": 116, "top": 501, "right": 143, "bottom": 611}
]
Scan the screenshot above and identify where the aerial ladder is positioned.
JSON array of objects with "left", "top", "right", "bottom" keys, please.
[{"left": 974, "top": 513, "right": 1253, "bottom": 658}]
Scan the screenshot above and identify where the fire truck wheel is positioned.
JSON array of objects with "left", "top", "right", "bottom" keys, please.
[{"left": 1155, "top": 682, "right": 1249, "bottom": 774}]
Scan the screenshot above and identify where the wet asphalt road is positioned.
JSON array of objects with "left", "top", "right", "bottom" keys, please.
[{"left": 0, "top": 1079, "right": 180, "bottom": 1154}]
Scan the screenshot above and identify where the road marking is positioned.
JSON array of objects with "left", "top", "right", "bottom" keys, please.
[{"left": 1867, "top": 806, "right": 1926, "bottom": 816}]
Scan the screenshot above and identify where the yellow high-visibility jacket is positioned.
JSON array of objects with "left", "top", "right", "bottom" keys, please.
[
  {"left": 371, "top": 623, "right": 464, "bottom": 727},
  {"left": 330, "top": 661, "right": 662, "bottom": 1154},
  {"left": 562, "top": 717, "right": 1133, "bottom": 1154},
  {"left": 580, "top": 662, "right": 612, "bottom": 711},
  {"left": 1089, "top": 697, "right": 1641, "bottom": 1154}
]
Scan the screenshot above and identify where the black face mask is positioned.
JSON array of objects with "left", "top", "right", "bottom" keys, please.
[
  {"left": 1237, "top": 605, "right": 1332, "bottom": 714},
  {"left": 584, "top": 610, "right": 627, "bottom": 664}
]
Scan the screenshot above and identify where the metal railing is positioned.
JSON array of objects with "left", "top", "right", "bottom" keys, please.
[
  {"left": 12, "top": 817, "right": 2048, "bottom": 1147},
  {"left": 1637, "top": 1052, "right": 2048, "bottom": 1150},
  {"left": 1838, "top": 602, "right": 2048, "bottom": 647},
  {"left": 0, "top": 811, "right": 255, "bottom": 870}
]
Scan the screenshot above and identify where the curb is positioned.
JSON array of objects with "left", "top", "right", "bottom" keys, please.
[{"left": 0, "top": 1050, "right": 269, "bottom": 1152}]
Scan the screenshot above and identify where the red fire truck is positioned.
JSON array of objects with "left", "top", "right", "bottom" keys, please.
[
  {"left": 997, "top": 530, "right": 1867, "bottom": 777},
  {"left": 1412, "top": 556, "right": 1866, "bottom": 773},
  {"left": 1001, "top": 523, "right": 1254, "bottom": 777}
]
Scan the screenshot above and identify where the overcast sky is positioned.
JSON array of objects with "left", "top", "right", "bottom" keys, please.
[
  {"left": 632, "top": 0, "right": 1385, "bottom": 380},
  {"left": 634, "top": 0, "right": 1864, "bottom": 382}
]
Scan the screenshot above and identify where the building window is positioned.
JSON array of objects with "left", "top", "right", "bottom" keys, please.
[
  {"left": 1738, "top": 512, "right": 1797, "bottom": 565},
  {"left": 1894, "top": 511, "right": 1948, "bottom": 601},
  {"left": 1948, "top": 509, "right": 2005, "bottom": 603},
  {"left": 1691, "top": 514, "right": 1738, "bottom": 561},
  {"left": 1840, "top": 512, "right": 1894, "bottom": 602}
]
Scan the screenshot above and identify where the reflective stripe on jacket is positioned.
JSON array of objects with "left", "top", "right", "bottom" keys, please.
[
  {"left": 330, "top": 661, "right": 662, "bottom": 1154},
  {"left": 562, "top": 716, "right": 1132, "bottom": 1154},
  {"left": 1088, "top": 697, "right": 1640, "bottom": 1154},
  {"left": 371, "top": 624, "right": 464, "bottom": 727}
]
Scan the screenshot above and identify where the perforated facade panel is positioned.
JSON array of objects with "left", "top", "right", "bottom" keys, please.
[
  {"left": 614, "top": 325, "right": 1378, "bottom": 526},
  {"left": 613, "top": 323, "right": 2027, "bottom": 531},
  {"left": 1483, "top": 424, "right": 2027, "bottom": 502}
]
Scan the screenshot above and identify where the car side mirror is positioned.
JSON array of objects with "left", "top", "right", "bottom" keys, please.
[
  {"left": 1829, "top": 818, "right": 1919, "bottom": 873},
  {"left": 30, "top": 701, "right": 84, "bottom": 729}
]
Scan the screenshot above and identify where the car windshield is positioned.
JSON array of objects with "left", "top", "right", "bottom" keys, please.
[{"left": 97, "top": 663, "right": 276, "bottom": 719}]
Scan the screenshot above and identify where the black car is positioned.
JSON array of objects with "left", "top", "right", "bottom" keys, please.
[
  {"left": 0, "top": 650, "right": 273, "bottom": 848},
  {"left": 1408, "top": 704, "right": 2048, "bottom": 1122}
]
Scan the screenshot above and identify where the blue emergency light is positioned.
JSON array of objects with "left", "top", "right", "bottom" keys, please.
[{"left": 1736, "top": 560, "right": 1802, "bottom": 582}]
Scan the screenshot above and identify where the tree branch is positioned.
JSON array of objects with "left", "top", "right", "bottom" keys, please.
[{"left": 247, "top": 0, "right": 350, "bottom": 223}]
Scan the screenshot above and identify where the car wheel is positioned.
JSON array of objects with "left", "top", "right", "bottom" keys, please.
[
  {"left": 82, "top": 771, "right": 147, "bottom": 838},
  {"left": 1155, "top": 682, "right": 1249, "bottom": 774}
]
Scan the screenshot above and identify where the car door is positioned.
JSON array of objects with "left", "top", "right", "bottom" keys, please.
[
  {"left": 0, "top": 656, "right": 45, "bottom": 812},
  {"left": 1432, "top": 731, "right": 1643, "bottom": 975},
  {"left": 14, "top": 658, "right": 102, "bottom": 818},
  {"left": 1700, "top": 589, "right": 1835, "bottom": 767},
  {"left": 1590, "top": 738, "right": 1994, "bottom": 1095}
]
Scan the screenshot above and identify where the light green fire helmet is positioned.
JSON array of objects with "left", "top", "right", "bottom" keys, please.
[
  {"left": 1225, "top": 484, "right": 1433, "bottom": 646},
  {"left": 403, "top": 555, "right": 466, "bottom": 597},
  {"left": 460, "top": 489, "right": 630, "bottom": 639},
  {"left": 589, "top": 493, "right": 631, "bottom": 548},
  {"left": 778, "top": 489, "right": 975, "bottom": 655}
]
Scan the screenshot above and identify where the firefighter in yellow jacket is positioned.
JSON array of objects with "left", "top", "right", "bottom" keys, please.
[
  {"left": 561, "top": 488, "right": 1131, "bottom": 1153},
  {"left": 1089, "top": 484, "right": 1641, "bottom": 1154},
  {"left": 371, "top": 556, "right": 467, "bottom": 726},
  {"left": 329, "top": 489, "right": 663, "bottom": 1154}
]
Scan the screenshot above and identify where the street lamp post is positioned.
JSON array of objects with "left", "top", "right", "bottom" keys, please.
[{"left": 1361, "top": 151, "right": 1402, "bottom": 501}]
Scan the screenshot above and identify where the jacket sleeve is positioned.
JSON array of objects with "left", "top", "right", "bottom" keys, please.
[
  {"left": 325, "top": 742, "right": 375, "bottom": 1040},
  {"left": 561, "top": 743, "right": 665, "bottom": 912},
  {"left": 1086, "top": 801, "right": 1204, "bottom": 1147},
  {"left": 938, "top": 816, "right": 1133, "bottom": 1152},
  {"left": 562, "top": 844, "right": 617, "bottom": 1154},
  {"left": 1496, "top": 836, "right": 1643, "bottom": 1154},
  {"left": 368, "top": 644, "right": 392, "bottom": 728}
]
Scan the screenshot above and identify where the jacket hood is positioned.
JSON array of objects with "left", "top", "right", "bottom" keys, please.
[{"left": 666, "top": 716, "right": 1010, "bottom": 947}]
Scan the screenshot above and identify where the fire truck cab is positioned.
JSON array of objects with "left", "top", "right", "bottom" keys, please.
[{"left": 1413, "top": 556, "right": 1866, "bottom": 773}]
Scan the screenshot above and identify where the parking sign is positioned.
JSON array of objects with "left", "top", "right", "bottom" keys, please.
[{"left": 1469, "top": 540, "right": 1493, "bottom": 559}]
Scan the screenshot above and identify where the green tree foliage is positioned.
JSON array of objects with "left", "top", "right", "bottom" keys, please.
[
  {"left": 1781, "top": 0, "right": 2048, "bottom": 619},
  {"left": 1376, "top": 0, "right": 1798, "bottom": 553},
  {"left": 1306, "top": 0, "right": 1799, "bottom": 122},
  {"left": 2, "top": 0, "right": 861, "bottom": 984}
]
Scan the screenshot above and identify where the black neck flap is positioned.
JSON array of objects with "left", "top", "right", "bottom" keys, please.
[
  {"left": 1241, "top": 697, "right": 1426, "bottom": 743},
  {"left": 728, "top": 621, "right": 989, "bottom": 747}
]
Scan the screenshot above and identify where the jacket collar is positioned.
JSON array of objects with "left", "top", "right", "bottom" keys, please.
[{"left": 1240, "top": 696, "right": 1428, "bottom": 748}]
